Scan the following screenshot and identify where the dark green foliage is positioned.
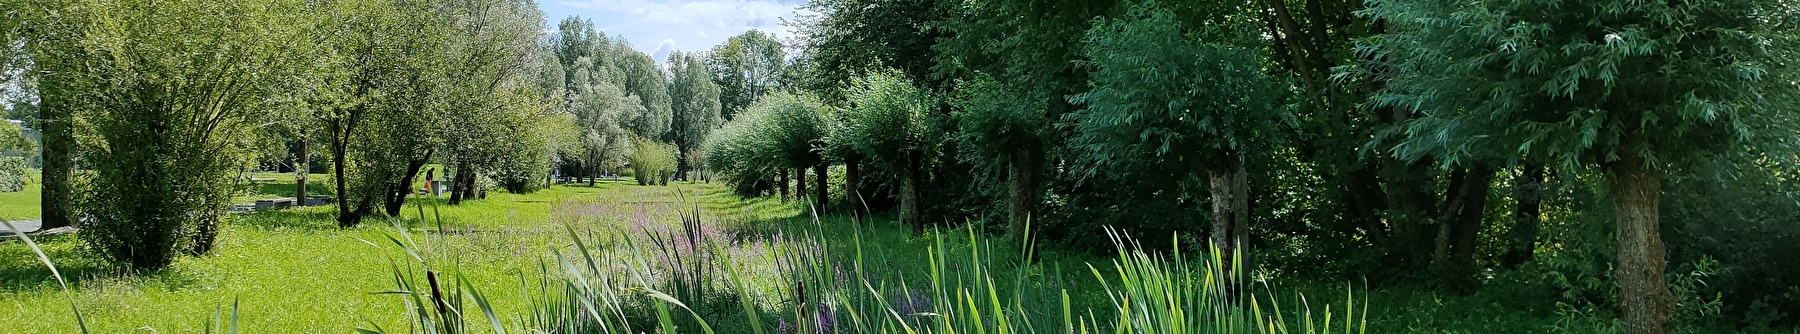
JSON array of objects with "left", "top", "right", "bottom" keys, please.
[
  {"left": 1068, "top": 3, "right": 1282, "bottom": 177},
  {"left": 1665, "top": 158, "right": 1800, "bottom": 328},
  {"left": 1366, "top": 0, "right": 1800, "bottom": 169},
  {"left": 706, "top": 31, "right": 785, "bottom": 120}
]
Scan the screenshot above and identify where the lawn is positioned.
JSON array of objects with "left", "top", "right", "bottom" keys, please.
[
  {"left": 0, "top": 179, "right": 788, "bottom": 333},
  {"left": 0, "top": 176, "right": 1747, "bottom": 333}
]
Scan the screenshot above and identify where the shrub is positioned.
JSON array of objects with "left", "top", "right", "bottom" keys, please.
[
  {"left": 0, "top": 157, "right": 26, "bottom": 192},
  {"left": 69, "top": 0, "right": 299, "bottom": 269},
  {"left": 630, "top": 139, "right": 678, "bottom": 186}
]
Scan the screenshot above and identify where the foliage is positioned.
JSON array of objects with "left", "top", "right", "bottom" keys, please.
[
  {"left": 704, "top": 104, "right": 778, "bottom": 196},
  {"left": 72, "top": 0, "right": 309, "bottom": 269},
  {"left": 949, "top": 74, "right": 1052, "bottom": 175},
  {"left": 706, "top": 30, "right": 786, "bottom": 120},
  {"left": 0, "top": 120, "right": 33, "bottom": 153},
  {"left": 1067, "top": 2, "right": 1283, "bottom": 179},
  {"left": 840, "top": 70, "right": 941, "bottom": 173},
  {"left": 702, "top": 92, "right": 830, "bottom": 196},
  {"left": 1367, "top": 0, "right": 1800, "bottom": 331},
  {"left": 0, "top": 157, "right": 25, "bottom": 192},
  {"left": 669, "top": 51, "right": 723, "bottom": 179},
  {"left": 629, "top": 138, "right": 677, "bottom": 186},
  {"left": 1365, "top": 0, "right": 1800, "bottom": 170}
]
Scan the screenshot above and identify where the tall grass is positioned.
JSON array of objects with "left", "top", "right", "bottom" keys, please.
[{"left": 365, "top": 194, "right": 1365, "bottom": 334}]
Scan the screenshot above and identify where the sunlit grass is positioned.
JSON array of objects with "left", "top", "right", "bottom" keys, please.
[{"left": 0, "top": 180, "right": 738, "bottom": 333}]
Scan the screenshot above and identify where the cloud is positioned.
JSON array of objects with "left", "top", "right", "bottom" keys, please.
[
  {"left": 548, "top": 0, "right": 805, "bottom": 61},
  {"left": 652, "top": 39, "right": 677, "bottom": 63}
]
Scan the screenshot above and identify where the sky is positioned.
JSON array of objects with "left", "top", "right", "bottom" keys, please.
[{"left": 540, "top": 0, "right": 809, "bottom": 63}]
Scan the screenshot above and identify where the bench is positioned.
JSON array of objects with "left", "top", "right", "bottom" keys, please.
[{"left": 254, "top": 197, "right": 296, "bottom": 211}]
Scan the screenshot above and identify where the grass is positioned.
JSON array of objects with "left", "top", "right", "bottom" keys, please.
[
  {"left": 0, "top": 178, "right": 675, "bottom": 333},
  {"left": 0, "top": 169, "right": 42, "bottom": 220},
  {"left": 0, "top": 175, "right": 1715, "bottom": 333}
]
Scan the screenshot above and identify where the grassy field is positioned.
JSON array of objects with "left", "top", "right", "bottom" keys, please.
[
  {"left": 0, "top": 178, "right": 777, "bottom": 333},
  {"left": 0, "top": 175, "right": 1761, "bottom": 333}
]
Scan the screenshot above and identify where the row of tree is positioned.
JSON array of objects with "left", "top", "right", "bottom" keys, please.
[
  {"left": 0, "top": 0, "right": 832, "bottom": 273},
  {"left": 693, "top": 0, "right": 1800, "bottom": 332},
  {"left": 0, "top": 0, "right": 576, "bottom": 269}
]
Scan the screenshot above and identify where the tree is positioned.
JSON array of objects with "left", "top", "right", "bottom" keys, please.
[
  {"left": 1367, "top": 0, "right": 1800, "bottom": 332},
  {"left": 951, "top": 74, "right": 1054, "bottom": 240},
  {"left": 668, "top": 51, "right": 722, "bottom": 181},
  {"left": 706, "top": 30, "right": 785, "bottom": 120},
  {"left": 10, "top": 0, "right": 90, "bottom": 229},
  {"left": 571, "top": 76, "right": 641, "bottom": 185},
  {"left": 607, "top": 41, "right": 673, "bottom": 139},
  {"left": 1068, "top": 2, "right": 1285, "bottom": 255},
  {"left": 760, "top": 92, "right": 829, "bottom": 207},
  {"left": 842, "top": 70, "right": 942, "bottom": 234},
  {"left": 438, "top": 0, "right": 548, "bottom": 205},
  {"left": 72, "top": 0, "right": 308, "bottom": 269},
  {"left": 705, "top": 104, "right": 778, "bottom": 196},
  {"left": 312, "top": 0, "right": 447, "bottom": 225}
]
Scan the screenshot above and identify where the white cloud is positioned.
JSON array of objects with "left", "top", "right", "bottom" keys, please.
[
  {"left": 549, "top": 0, "right": 805, "bottom": 62},
  {"left": 652, "top": 39, "right": 677, "bottom": 63}
]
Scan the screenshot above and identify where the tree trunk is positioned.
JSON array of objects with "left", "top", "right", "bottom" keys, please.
[
  {"left": 588, "top": 162, "right": 598, "bottom": 187},
  {"left": 384, "top": 151, "right": 432, "bottom": 217},
  {"left": 38, "top": 80, "right": 73, "bottom": 229},
  {"left": 449, "top": 161, "right": 469, "bottom": 205},
  {"left": 1609, "top": 155, "right": 1671, "bottom": 334},
  {"left": 295, "top": 135, "right": 309, "bottom": 206},
  {"left": 777, "top": 168, "right": 790, "bottom": 202},
  {"left": 796, "top": 167, "right": 808, "bottom": 201},
  {"left": 332, "top": 121, "right": 358, "bottom": 228},
  {"left": 845, "top": 155, "right": 862, "bottom": 221},
  {"left": 814, "top": 163, "right": 828, "bottom": 212},
  {"left": 903, "top": 155, "right": 924, "bottom": 235},
  {"left": 1503, "top": 165, "right": 1545, "bottom": 269},
  {"left": 676, "top": 148, "right": 689, "bottom": 181},
  {"left": 1448, "top": 166, "right": 1494, "bottom": 289},
  {"left": 1209, "top": 169, "right": 1238, "bottom": 253},
  {"left": 1432, "top": 168, "right": 1469, "bottom": 266},
  {"left": 1347, "top": 167, "right": 1389, "bottom": 245},
  {"left": 1006, "top": 148, "right": 1041, "bottom": 241}
]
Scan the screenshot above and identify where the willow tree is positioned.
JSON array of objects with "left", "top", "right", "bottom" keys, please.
[
  {"left": 1368, "top": 0, "right": 1800, "bottom": 332},
  {"left": 843, "top": 70, "right": 942, "bottom": 234},
  {"left": 74, "top": 0, "right": 308, "bottom": 269},
  {"left": 761, "top": 92, "right": 830, "bottom": 208},
  {"left": 438, "top": 0, "right": 545, "bottom": 205},
  {"left": 1068, "top": 3, "right": 1285, "bottom": 255},
  {"left": 952, "top": 74, "right": 1054, "bottom": 240}
]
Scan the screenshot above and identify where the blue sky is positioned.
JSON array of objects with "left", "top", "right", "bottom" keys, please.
[{"left": 539, "top": 0, "right": 808, "bottom": 62}]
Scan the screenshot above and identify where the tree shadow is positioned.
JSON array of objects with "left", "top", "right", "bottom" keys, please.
[
  {"left": 233, "top": 208, "right": 341, "bottom": 231},
  {"left": 0, "top": 233, "right": 112, "bottom": 293}
]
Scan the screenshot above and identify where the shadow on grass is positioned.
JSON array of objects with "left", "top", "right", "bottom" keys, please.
[
  {"left": 0, "top": 233, "right": 115, "bottom": 294},
  {"left": 234, "top": 207, "right": 341, "bottom": 231}
]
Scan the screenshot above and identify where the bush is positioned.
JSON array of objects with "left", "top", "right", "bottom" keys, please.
[
  {"left": 0, "top": 157, "right": 26, "bottom": 192},
  {"left": 630, "top": 139, "right": 677, "bottom": 186}
]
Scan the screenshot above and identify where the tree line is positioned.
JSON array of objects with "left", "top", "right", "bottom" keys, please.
[
  {"left": 688, "top": 0, "right": 1800, "bottom": 333},
  {"left": 0, "top": 1, "right": 782, "bottom": 272},
  {"left": 5, "top": 0, "right": 1800, "bottom": 332}
]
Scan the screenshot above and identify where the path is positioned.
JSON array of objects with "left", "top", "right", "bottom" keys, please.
[{"left": 0, "top": 219, "right": 43, "bottom": 236}]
